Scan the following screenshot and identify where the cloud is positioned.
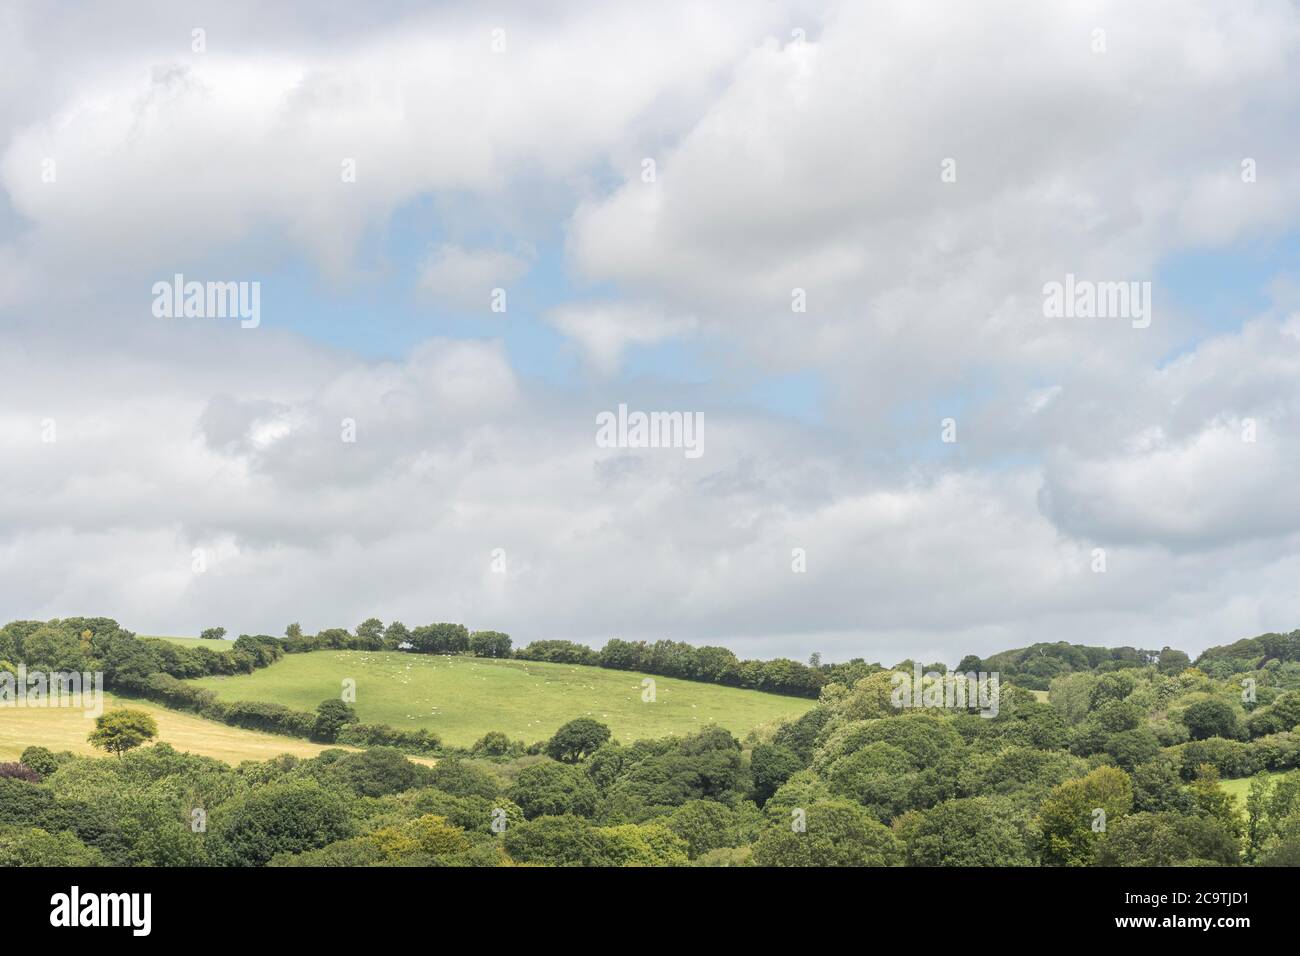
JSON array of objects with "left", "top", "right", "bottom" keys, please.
[
  {"left": 546, "top": 301, "right": 696, "bottom": 374},
  {"left": 419, "top": 245, "right": 531, "bottom": 311},
  {"left": 0, "top": 1, "right": 787, "bottom": 305},
  {"left": 1, "top": 1, "right": 1299, "bottom": 662},
  {"left": 567, "top": 0, "right": 1300, "bottom": 406}
]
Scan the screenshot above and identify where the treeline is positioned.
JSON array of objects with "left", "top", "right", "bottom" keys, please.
[
  {"left": 515, "top": 638, "right": 881, "bottom": 698},
  {"left": 278, "top": 619, "right": 512, "bottom": 658},
  {"left": 962, "top": 642, "right": 1193, "bottom": 691},
  {"left": 0, "top": 617, "right": 260, "bottom": 682},
  {"left": 1195, "top": 629, "right": 1300, "bottom": 679}
]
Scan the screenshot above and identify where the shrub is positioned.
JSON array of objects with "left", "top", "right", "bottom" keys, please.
[
  {"left": 18, "top": 747, "right": 58, "bottom": 777},
  {"left": 335, "top": 723, "right": 441, "bottom": 754},
  {"left": 0, "top": 763, "right": 41, "bottom": 783},
  {"left": 221, "top": 701, "right": 316, "bottom": 738},
  {"left": 471, "top": 731, "right": 515, "bottom": 758},
  {"left": 0, "top": 827, "right": 105, "bottom": 866},
  {"left": 0, "top": 777, "right": 54, "bottom": 826}
]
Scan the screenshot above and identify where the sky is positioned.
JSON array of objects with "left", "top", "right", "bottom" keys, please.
[{"left": 1, "top": 0, "right": 1299, "bottom": 666}]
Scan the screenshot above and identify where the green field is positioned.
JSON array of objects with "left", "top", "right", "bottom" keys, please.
[
  {"left": 191, "top": 651, "right": 817, "bottom": 747},
  {"left": 0, "top": 692, "right": 378, "bottom": 765},
  {"left": 140, "top": 635, "right": 232, "bottom": 649},
  {"left": 1220, "top": 771, "right": 1286, "bottom": 806}
]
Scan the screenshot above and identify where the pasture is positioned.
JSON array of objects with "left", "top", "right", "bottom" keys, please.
[
  {"left": 190, "top": 650, "right": 817, "bottom": 747},
  {"left": 0, "top": 692, "right": 354, "bottom": 765}
]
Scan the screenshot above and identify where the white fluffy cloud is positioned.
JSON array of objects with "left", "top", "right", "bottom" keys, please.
[{"left": 1, "top": 1, "right": 1299, "bottom": 662}]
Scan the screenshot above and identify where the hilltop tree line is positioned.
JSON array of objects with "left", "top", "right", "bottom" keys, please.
[{"left": 7, "top": 616, "right": 1300, "bottom": 763}]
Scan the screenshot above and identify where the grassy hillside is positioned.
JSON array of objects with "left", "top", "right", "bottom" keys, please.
[
  {"left": 0, "top": 692, "right": 357, "bottom": 765},
  {"left": 190, "top": 650, "right": 816, "bottom": 747},
  {"left": 139, "top": 634, "right": 231, "bottom": 649},
  {"left": 1220, "top": 771, "right": 1285, "bottom": 806}
]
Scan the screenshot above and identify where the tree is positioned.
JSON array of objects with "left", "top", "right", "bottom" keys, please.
[
  {"left": 823, "top": 742, "right": 916, "bottom": 820},
  {"left": 468, "top": 630, "right": 512, "bottom": 658},
  {"left": 471, "top": 731, "right": 513, "bottom": 757},
  {"left": 17, "top": 625, "right": 88, "bottom": 671},
  {"left": 1187, "top": 764, "right": 1243, "bottom": 840},
  {"left": 1088, "top": 671, "right": 1137, "bottom": 708},
  {"left": 773, "top": 708, "right": 831, "bottom": 763},
  {"left": 331, "top": 747, "right": 422, "bottom": 797},
  {"left": 1095, "top": 811, "right": 1239, "bottom": 866},
  {"left": 665, "top": 800, "right": 752, "bottom": 859},
  {"left": 1181, "top": 699, "right": 1241, "bottom": 741},
  {"left": 1246, "top": 692, "right": 1300, "bottom": 738},
  {"left": 545, "top": 718, "right": 612, "bottom": 763},
  {"left": 904, "top": 798, "right": 1033, "bottom": 866},
  {"left": 596, "top": 823, "right": 690, "bottom": 866},
  {"left": 284, "top": 622, "right": 304, "bottom": 640},
  {"left": 368, "top": 814, "right": 471, "bottom": 861},
  {"left": 354, "top": 618, "right": 384, "bottom": 649},
  {"left": 428, "top": 759, "right": 500, "bottom": 799},
  {"left": 1104, "top": 728, "right": 1163, "bottom": 771},
  {"left": 312, "top": 699, "right": 358, "bottom": 743},
  {"left": 752, "top": 800, "right": 902, "bottom": 866},
  {"left": 0, "top": 827, "right": 105, "bottom": 867},
  {"left": 1158, "top": 646, "right": 1192, "bottom": 675},
  {"left": 409, "top": 623, "right": 470, "bottom": 655},
  {"left": 502, "top": 815, "right": 608, "bottom": 866},
  {"left": 507, "top": 762, "right": 599, "bottom": 819},
  {"left": 750, "top": 743, "right": 802, "bottom": 806},
  {"left": 382, "top": 620, "right": 410, "bottom": 649},
  {"left": 88, "top": 709, "right": 158, "bottom": 757},
  {"left": 199, "top": 627, "right": 226, "bottom": 641},
  {"left": 1037, "top": 765, "right": 1133, "bottom": 865},
  {"left": 214, "top": 779, "right": 354, "bottom": 866},
  {"left": 1130, "top": 757, "right": 1191, "bottom": 813}
]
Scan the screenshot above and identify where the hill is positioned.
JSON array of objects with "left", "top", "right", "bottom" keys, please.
[
  {"left": 965, "top": 641, "right": 1188, "bottom": 690},
  {"left": 189, "top": 649, "right": 816, "bottom": 747},
  {"left": 1195, "top": 630, "right": 1300, "bottom": 679}
]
